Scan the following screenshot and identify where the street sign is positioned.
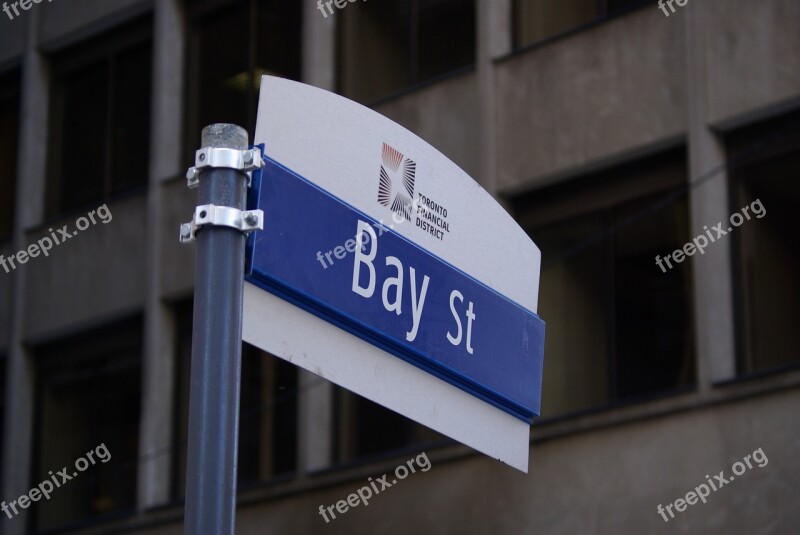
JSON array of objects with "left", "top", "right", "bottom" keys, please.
[{"left": 243, "top": 76, "right": 545, "bottom": 472}]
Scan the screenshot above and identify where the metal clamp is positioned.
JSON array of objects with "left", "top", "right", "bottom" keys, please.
[
  {"left": 179, "top": 204, "right": 264, "bottom": 243},
  {"left": 186, "top": 147, "right": 264, "bottom": 189}
]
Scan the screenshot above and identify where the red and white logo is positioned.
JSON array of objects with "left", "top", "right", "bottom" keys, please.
[{"left": 378, "top": 143, "right": 416, "bottom": 221}]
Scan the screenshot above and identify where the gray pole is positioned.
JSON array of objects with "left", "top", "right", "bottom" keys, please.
[{"left": 183, "top": 124, "right": 250, "bottom": 535}]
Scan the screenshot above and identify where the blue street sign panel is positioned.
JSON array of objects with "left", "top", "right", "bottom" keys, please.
[{"left": 246, "top": 154, "right": 545, "bottom": 423}]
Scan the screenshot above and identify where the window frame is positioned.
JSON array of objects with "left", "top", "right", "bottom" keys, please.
[
  {"left": 31, "top": 316, "right": 143, "bottom": 532},
  {"left": 184, "top": 0, "right": 303, "bottom": 160},
  {"left": 725, "top": 112, "right": 800, "bottom": 377},
  {"left": 511, "top": 148, "right": 697, "bottom": 416},
  {"left": 45, "top": 16, "right": 153, "bottom": 219},
  {"left": 335, "top": 0, "right": 477, "bottom": 105}
]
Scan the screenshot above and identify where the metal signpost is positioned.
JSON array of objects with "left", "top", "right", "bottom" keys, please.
[
  {"left": 180, "top": 78, "right": 545, "bottom": 533},
  {"left": 180, "top": 124, "right": 264, "bottom": 535}
]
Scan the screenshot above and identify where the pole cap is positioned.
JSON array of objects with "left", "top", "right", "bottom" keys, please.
[{"left": 201, "top": 123, "right": 249, "bottom": 150}]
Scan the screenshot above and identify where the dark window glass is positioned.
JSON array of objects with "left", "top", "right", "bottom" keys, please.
[
  {"left": 611, "top": 194, "right": 695, "bottom": 398},
  {"left": 110, "top": 44, "right": 153, "bottom": 194},
  {"left": 0, "top": 69, "right": 20, "bottom": 239},
  {"left": 514, "top": 0, "right": 647, "bottom": 49},
  {"left": 418, "top": 0, "right": 475, "bottom": 81},
  {"left": 338, "top": 0, "right": 476, "bottom": 104},
  {"left": 55, "top": 64, "right": 109, "bottom": 211},
  {"left": 174, "top": 300, "right": 298, "bottom": 498},
  {"left": 188, "top": 3, "right": 250, "bottom": 139},
  {"left": 32, "top": 317, "right": 142, "bottom": 531},
  {"left": 186, "top": 0, "right": 302, "bottom": 153},
  {"left": 605, "top": 0, "right": 645, "bottom": 13},
  {"left": 513, "top": 149, "right": 695, "bottom": 415},
  {"left": 338, "top": 0, "right": 411, "bottom": 103},
  {"left": 238, "top": 343, "right": 298, "bottom": 486},
  {"left": 47, "top": 18, "right": 152, "bottom": 217},
  {"left": 727, "top": 112, "right": 800, "bottom": 373}
]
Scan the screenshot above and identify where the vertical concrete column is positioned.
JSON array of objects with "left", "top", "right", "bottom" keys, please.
[
  {"left": 303, "top": 0, "right": 336, "bottom": 93},
  {"left": 476, "top": 0, "right": 512, "bottom": 197},
  {"left": 1, "top": 10, "right": 48, "bottom": 535},
  {"left": 137, "top": 0, "right": 185, "bottom": 510},
  {"left": 684, "top": 5, "right": 736, "bottom": 387},
  {"left": 295, "top": 0, "right": 337, "bottom": 474}
]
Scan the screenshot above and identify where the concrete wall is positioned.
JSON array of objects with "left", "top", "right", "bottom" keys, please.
[
  {"left": 230, "top": 387, "right": 800, "bottom": 534},
  {"left": 69, "top": 382, "right": 800, "bottom": 535},
  {"left": 494, "top": 7, "right": 687, "bottom": 193},
  {"left": 39, "top": 0, "right": 151, "bottom": 49},
  {"left": 493, "top": 0, "right": 800, "bottom": 196},
  {"left": 375, "top": 71, "right": 482, "bottom": 182},
  {"left": 159, "top": 179, "right": 196, "bottom": 300},
  {"left": 22, "top": 195, "right": 146, "bottom": 342},
  {"left": 701, "top": 0, "right": 800, "bottom": 126}
]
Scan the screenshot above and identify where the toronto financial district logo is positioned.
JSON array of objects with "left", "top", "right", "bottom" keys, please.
[{"left": 378, "top": 143, "right": 416, "bottom": 221}]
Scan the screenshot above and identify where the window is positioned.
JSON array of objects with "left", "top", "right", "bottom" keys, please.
[
  {"left": 338, "top": 0, "right": 476, "bottom": 104},
  {"left": 333, "top": 387, "right": 441, "bottom": 464},
  {"left": 46, "top": 17, "right": 152, "bottom": 218},
  {"left": 514, "top": 0, "right": 646, "bottom": 49},
  {"left": 727, "top": 111, "right": 800, "bottom": 374},
  {"left": 186, "top": 0, "right": 302, "bottom": 152},
  {"left": 32, "top": 317, "right": 142, "bottom": 531},
  {"left": 174, "top": 300, "right": 298, "bottom": 498},
  {"left": 512, "top": 149, "right": 695, "bottom": 415},
  {"left": 0, "top": 68, "right": 20, "bottom": 239}
]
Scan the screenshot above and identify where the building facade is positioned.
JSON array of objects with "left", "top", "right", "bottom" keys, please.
[{"left": 0, "top": 0, "right": 798, "bottom": 533}]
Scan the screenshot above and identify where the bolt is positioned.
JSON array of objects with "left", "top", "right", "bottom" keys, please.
[
  {"left": 243, "top": 212, "right": 258, "bottom": 226},
  {"left": 180, "top": 224, "right": 192, "bottom": 240},
  {"left": 243, "top": 151, "right": 253, "bottom": 165},
  {"left": 199, "top": 152, "right": 206, "bottom": 162}
]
